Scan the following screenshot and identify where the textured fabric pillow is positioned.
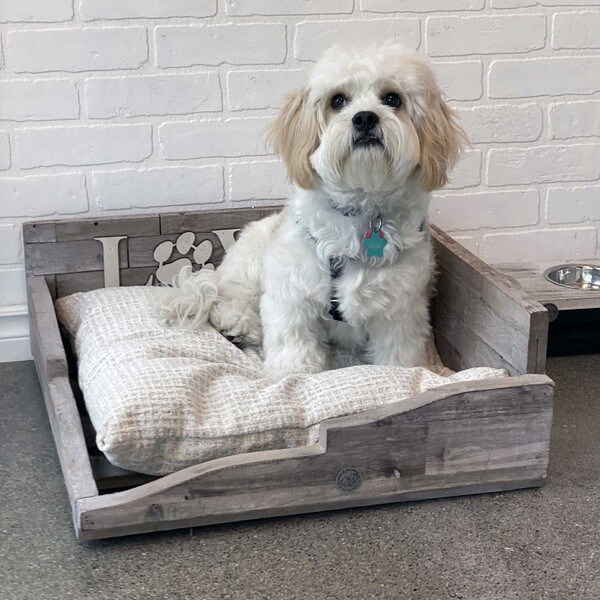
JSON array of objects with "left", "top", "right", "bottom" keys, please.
[{"left": 56, "top": 287, "right": 506, "bottom": 475}]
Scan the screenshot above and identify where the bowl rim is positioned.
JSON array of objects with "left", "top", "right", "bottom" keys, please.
[{"left": 543, "top": 263, "right": 600, "bottom": 290}]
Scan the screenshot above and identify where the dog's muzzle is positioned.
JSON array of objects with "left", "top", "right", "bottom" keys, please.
[{"left": 352, "top": 112, "right": 384, "bottom": 149}]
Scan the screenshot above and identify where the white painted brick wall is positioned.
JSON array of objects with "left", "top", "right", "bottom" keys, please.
[
  {"left": 0, "top": 132, "right": 10, "bottom": 170},
  {"left": 427, "top": 15, "right": 546, "bottom": 56},
  {"left": 6, "top": 27, "right": 149, "bottom": 73},
  {"left": 549, "top": 101, "right": 600, "bottom": 139},
  {"left": 15, "top": 124, "right": 153, "bottom": 168},
  {"left": 93, "top": 166, "right": 224, "bottom": 210},
  {"left": 85, "top": 73, "right": 222, "bottom": 118},
  {"left": 552, "top": 11, "right": 600, "bottom": 49},
  {"left": 1, "top": 1, "right": 600, "bottom": 354}
]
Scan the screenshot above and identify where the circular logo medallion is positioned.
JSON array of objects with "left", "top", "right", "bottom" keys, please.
[{"left": 336, "top": 467, "right": 362, "bottom": 492}]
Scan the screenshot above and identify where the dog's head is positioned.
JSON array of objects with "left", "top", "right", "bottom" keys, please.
[{"left": 269, "top": 44, "right": 466, "bottom": 194}]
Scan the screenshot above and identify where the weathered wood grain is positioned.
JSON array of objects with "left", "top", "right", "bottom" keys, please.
[
  {"left": 434, "top": 293, "right": 518, "bottom": 375},
  {"left": 160, "top": 206, "right": 281, "bottom": 235},
  {"left": 90, "top": 456, "right": 157, "bottom": 490},
  {"left": 25, "top": 238, "right": 128, "bottom": 276},
  {"left": 496, "top": 261, "right": 600, "bottom": 312},
  {"left": 27, "top": 276, "right": 98, "bottom": 515},
  {"left": 435, "top": 266, "right": 530, "bottom": 372},
  {"left": 23, "top": 222, "right": 56, "bottom": 243},
  {"left": 44, "top": 275, "right": 57, "bottom": 300},
  {"left": 55, "top": 267, "right": 156, "bottom": 297},
  {"left": 432, "top": 226, "right": 549, "bottom": 375},
  {"left": 55, "top": 214, "right": 160, "bottom": 242},
  {"left": 74, "top": 375, "right": 553, "bottom": 540}
]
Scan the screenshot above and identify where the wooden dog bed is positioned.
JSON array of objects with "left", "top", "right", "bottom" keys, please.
[{"left": 24, "top": 207, "right": 554, "bottom": 541}]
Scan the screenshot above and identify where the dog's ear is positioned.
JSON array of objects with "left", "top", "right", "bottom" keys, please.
[
  {"left": 416, "top": 87, "right": 467, "bottom": 191},
  {"left": 268, "top": 87, "right": 320, "bottom": 190}
]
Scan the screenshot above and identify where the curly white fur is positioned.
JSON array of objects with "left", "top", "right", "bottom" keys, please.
[{"left": 158, "top": 43, "right": 465, "bottom": 379}]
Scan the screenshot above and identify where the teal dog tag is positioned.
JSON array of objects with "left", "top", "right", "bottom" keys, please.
[{"left": 363, "top": 228, "right": 388, "bottom": 257}]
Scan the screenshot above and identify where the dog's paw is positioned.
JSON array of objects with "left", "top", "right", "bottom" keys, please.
[
  {"left": 211, "top": 299, "right": 262, "bottom": 347},
  {"left": 263, "top": 347, "right": 330, "bottom": 380}
]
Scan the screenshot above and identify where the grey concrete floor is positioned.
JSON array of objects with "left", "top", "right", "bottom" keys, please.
[{"left": 0, "top": 357, "right": 599, "bottom": 600}]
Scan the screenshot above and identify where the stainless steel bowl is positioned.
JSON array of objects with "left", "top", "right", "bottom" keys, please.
[{"left": 543, "top": 264, "right": 600, "bottom": 291}]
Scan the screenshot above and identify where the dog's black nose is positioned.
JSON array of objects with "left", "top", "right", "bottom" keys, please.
[{"left": 352, "top": 111, "right": 379, "bottom": 132}]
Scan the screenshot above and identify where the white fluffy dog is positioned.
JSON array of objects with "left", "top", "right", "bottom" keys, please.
[{"left": 158, "top": 43, "right": 466, "bottom": 379}]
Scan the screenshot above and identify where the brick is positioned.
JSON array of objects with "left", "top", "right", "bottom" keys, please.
[
  {"left": 0, "top": 224, "right": 22, "bottom": 265},
  {"left": 553, "top": 12, "right": 600, "bottom": 50},
  {"left": 0, "top": 133, "right": 10, "bottom": 170},
  {"left": 0, "top": 269, "right": 27, "bottom": 305},
  {"left": 159, "top": 118, "right": 270, "bottom": 159},
  {"left": 481, "top": 228, "right": 597, "bottom": 264},
  {"left": 229, "top": 160, "right": 289, "bottom": 201},
  {"left": 547, "top": 186, "right": 600, "bottom": 224},
  {"left": 92, "top": 166, "right": 224, "bottom": 210},
  {"left": 489, "top": 57, "right": 600, "bottom": 98},
  {"left": 6, "top": 27, "right": 147, "bottom": 73},
  {"left": 493, "top": 0, "right": 598, "bottom": 7},
  {"left": 459, "top": 103, "right": 543, "bottom": 143},
  {"left": 433, "top": 61, "right": 483, "bottom": 101},
  {"left": 0, "top": 0, "right": 72, "bottom": 23},
  {"left": 15, "top": 124, "right": 152, "bottom": 169},
  {"left": 431, "top": 190, "right": 539, "bottom": 231},
  {"left": 155, "top": 24, "right": 286, "bottom": 68},
  {"left": 227, "top": 69, "right": 305, "bottom": 111},
  {"left": 86, "top": 73, "right": 221, "bottom": 119},
  {"left": 549, "top": 101, "right": 600, "bottom": 140},
  {"left": 0, "top": 79, "right": 79, "bottom": 121},
  {"left": 362, "top": 0, "right": 484, "bottom": 11},
  {"left": 487, "top": 145, "right": 600, "bottom": 186},
  {"left": 446, "top": 150, "right": 481, "bottom": 189},
  {"left": 81, "top": 0, "right": 216, "bottom": 20},
  {"left": 295, "top": 19, "right": 420, "bottom": 61},
  {"left": 451, "top": 235, "right": 479, "bottom": 255},
  {"left": 0, "top": 173, "right": 88, "bottom": 218},
  {"left": 226, "top": 0, "right": 353, "bottom": 15},
  {"left": 427, "top": 15, "right": 545, "bottom": 57}
]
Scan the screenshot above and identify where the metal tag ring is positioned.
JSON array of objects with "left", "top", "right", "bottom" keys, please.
[{"left": 370, "top": 216, "right": 383, "bottom": 232}]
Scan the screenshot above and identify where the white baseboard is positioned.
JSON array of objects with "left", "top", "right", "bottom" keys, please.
[{"left": 0, "top": 304, "right": 32, "bottom": 363}]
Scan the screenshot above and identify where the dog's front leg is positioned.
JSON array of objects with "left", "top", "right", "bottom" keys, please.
[
  {"left": 261, "top": 229, "right": 331, "bottom": 379},
  {"left": 366, "top": 306, "right": 431, "bottom": 368}
]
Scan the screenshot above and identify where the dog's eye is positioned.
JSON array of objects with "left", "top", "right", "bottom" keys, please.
[
  {"left": 383, "top": 92, "right": 401, "bottom": 108},
  {"left": 330, "top": 94, "right": 347, "bottom": 110}
]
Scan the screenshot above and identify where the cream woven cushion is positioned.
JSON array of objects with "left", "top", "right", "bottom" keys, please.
[{"left": 56, "top": 286, "right": 505, "bottom": 476}]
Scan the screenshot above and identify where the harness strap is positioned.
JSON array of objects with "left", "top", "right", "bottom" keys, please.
[{"left": 329, "top": 258, "right": 345, "bottom": 322}]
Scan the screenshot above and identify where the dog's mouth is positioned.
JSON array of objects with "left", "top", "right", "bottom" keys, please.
[{"left": 352, "top": 135, "right": 384, "bottom": 149}]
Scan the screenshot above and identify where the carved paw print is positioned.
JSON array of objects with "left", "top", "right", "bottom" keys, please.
[{"left": 152, "top": 231, "right": 214, "bottom": 286}]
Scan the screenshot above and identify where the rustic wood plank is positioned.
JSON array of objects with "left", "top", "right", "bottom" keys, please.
[
  {"left": 55, "top": 214, "right": 160, "bottom": 242},
  {"left": 434, "top": 295, "right": 518, "bottom": 375},
  {"left": 74, "top": 376, "right": 553, "bottom": 540},
  {"left": 160, "top": 206, "right": 281, "bottom": 235},
  {"left": 25, "top": 238, "right": 128, "bottom": 276},
  {"left": 436, "top": 266, "right": 530, "bottom": 372},
  {"left": 27, "top": 276, "right": 69, "bottom": 381},
  {"left": 27, "top": 276, "right": 98, "bottom": 514},
  {"left": 128, "top": 233, "right": 225, "bottom": 269},
  {"left": 44, "top": 275, "right": 57, "bottom": 301},
  {"left": 90, "top": 456, "right": 157, "bottom": 490},
  {"left": 496, "top": 260, "right": 600, "bottom": 311},
  {"left": 432, "top": 226, "right": 549, "bottom": 375},
  {"left": 55, "top": 267, "right": 155, "bottom": 297},
  {"left": 23, "top": 222, "right": 56, "bottom": 243}
]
